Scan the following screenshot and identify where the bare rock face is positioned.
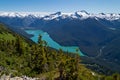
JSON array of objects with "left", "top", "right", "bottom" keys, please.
[{"left": 10, "top": 77, "right": 24, "bottom": 80}]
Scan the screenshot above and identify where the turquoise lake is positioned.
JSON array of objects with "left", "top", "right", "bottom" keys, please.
[{"left": 25, "top": 30, "right": 84, "bottom": 56}]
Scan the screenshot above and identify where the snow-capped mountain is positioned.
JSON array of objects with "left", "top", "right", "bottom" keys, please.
[
  {"left": 0, "top": 10, "right": 120, "bottom": 21},
  {"left": 0, "top": 12, "right": 50, "bottom": 18},
  {"left": 43, "top": 12, "right": 62, "bottom": 20},
  {"left": 0, "top": 10, "right": 120, "bottom": 73}
]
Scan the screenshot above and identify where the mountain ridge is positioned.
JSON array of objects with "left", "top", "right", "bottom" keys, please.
[
  {"left": 0, "top": 10, "right": 120, "bottom": 21},
  {"left": 0, "top": 10, "right": 120, "bottom": 73}
]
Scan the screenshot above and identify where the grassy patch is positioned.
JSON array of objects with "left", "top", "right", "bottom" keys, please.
[{"left": 0, "top": 33, "right": 15, "bottom": 40}]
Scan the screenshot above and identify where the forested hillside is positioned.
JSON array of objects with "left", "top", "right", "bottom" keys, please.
[{"left": 0, "top": 23, "right": 120, "bottom": 80}]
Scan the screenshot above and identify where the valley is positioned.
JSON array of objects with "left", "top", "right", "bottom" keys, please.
[
  {"left": 0, "top": 11, "right": 120, "bottom": 74},
  {"left": 0, "top": 23, "right": 104, "bottom": 80},
  {"left": 1, "top": 0, "right": 120, "bottom": 79},
  {"left": 25, "top": 29, "right": 84, "bottom": 56}
]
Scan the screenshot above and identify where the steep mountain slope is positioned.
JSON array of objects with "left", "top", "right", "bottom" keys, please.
[
  {"left": 40, "top": 18, "right": 119, "bottom": 56},
  {"left": 0, "top": 11, "right": 120, "bottom": 73},
  {"left": 0, "top": 23, "right": 104, "bottom": 80},
  {"left": 1, "top": 23, "right": 120, "bottom": 80}
]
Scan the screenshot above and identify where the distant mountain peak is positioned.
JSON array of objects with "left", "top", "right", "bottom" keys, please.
[
  {"left": 51, "top": 11, "right": 61, "bottom": 15},
  {"left": 0, "top": 12, "right": 22, "bottom": 17},
  {"left": 73, "top": 10, "right": 90, "bottom": 19},
  {"left": 80, "top": 10, "right": 89, "bottom": 14},
  {"left": 43, "top": 12, "right": 62, "bottom": 20},
  {"left": 99, "top": 13, "right": 105, "bottom": 15},
  {"left": 75, "top": 10, "right": 89, "bottom": 16},
  {"left": 72, "top": 10, "right": 90, "bottom": 19}
]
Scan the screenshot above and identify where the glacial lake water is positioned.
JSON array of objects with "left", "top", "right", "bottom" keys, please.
[{"left": 25, "top": 30, "right": 84, "bottom": 56}]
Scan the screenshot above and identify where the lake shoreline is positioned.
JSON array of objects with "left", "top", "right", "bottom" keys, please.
[{"left": 25, "top": 30, "right": 84, "bottom": 56}]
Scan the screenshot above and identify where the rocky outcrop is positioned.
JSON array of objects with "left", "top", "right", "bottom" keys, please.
[{"left": 0, "top": 74, "right": 37, "bottom": 80}]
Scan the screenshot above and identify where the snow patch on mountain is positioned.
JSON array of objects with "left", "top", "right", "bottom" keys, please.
[
  {"left": 71, "top": 10, "right": 90, "bottom": 19},
  {"left": 0, "top": 12, "right": 50, "bottom": 18},
  {"left": 0, "top": 11, "right": 120, "bottom": 21}
]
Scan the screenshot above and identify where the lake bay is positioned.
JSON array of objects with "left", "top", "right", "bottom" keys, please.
[{"left": 25, "top": 30, "right": 84, "bottom": 56}]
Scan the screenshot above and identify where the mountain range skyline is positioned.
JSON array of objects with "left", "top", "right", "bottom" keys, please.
[
  {"left": 1, "top": 9, "right": 120, "bottom": 73},
  {"left": 0, "top": 0, "right": 120, "bottom": 13},
  {"left": 0, "top": 10, "right": 120, "bottom": 21}
]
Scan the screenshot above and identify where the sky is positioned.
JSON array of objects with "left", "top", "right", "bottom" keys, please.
[{"left": 0, "top": 0, "right": 120, "bottom": 13}]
